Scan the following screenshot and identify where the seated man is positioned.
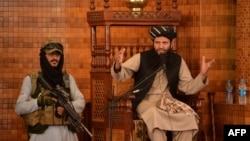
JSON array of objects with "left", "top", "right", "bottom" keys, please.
[{"left": 111, "top": 26, "right": 214, "bottom": 141}]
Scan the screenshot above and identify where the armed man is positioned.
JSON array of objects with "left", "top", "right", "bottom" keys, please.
[{"left": 15, "top": 40, "right": 86, "bottom": 141}]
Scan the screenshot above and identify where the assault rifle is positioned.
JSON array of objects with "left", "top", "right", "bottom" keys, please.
[{"left": 37, "top": 74, "right": 93, "bottom": 137}]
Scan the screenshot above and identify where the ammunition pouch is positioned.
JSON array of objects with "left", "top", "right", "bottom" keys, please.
[
  {"left": 22, "top": 106, "right": 72, "bottom": 133},
  {"left": 22, "top": 110, "right": 40, "bottom": 126},
  {"left": 22, "top": 105, "right": 82, "bottom": 133},
  {"left": 40, "top": 106, "right": 70, "bottom": 125},
  {"left": 22, "top": 110, "right": 48, "bottom": 134}
]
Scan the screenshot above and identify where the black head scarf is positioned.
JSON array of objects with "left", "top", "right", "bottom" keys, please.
[{"left": 39, "top": 41, "right": 64, "bottom": 88}]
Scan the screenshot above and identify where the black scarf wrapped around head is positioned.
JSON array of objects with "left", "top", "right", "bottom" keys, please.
[{"left": 39, "top": 41, "right": 64, "bottom": 88}]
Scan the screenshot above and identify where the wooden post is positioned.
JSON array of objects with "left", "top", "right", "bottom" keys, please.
[{"left": 208, "top": 92, "right": 216, "bottom": 141}]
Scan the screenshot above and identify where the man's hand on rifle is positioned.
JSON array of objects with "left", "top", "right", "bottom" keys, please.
[
  {"left": 37, "top": 94, "right": 65, "bottom": 116},
  {"left": 37, "top": 94, "right": 56, "bottom": 107},
  {"left": 56, "top": 106, "right": 65, "bottom": 116}
]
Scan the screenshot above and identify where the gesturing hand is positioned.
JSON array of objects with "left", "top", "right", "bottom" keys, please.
[
  {"left": 200, "top": 56, "right": 215, "bottom": 80},
  {"left": 114, "top": 48, "right": 126, "bottom": 70}
]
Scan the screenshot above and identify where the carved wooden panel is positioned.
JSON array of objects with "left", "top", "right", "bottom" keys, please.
[
  {"left": 88, "top": 1, "right": 181, "bottom": 141},
  {"left": 91, "top": 79, "right": 106, "bottom": 121}
]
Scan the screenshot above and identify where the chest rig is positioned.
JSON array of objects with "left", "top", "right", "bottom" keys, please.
[{"left": 22, "top": 71, "right": 71, "bottom": 133}]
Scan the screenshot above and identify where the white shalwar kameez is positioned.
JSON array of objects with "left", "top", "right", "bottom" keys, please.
[
  {"left": 15, "top": 74, "right": 85, "bottom": 141},
  {"left": 111, "top": 54, "right": 208, "bottom": 141}
]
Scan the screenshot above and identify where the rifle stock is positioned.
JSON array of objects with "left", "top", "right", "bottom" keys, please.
[{"left": 37, "top": 74, "right": 93, "bottom": 137}]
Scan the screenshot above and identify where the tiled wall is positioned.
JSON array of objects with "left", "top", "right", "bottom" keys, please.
[
  {"left": 0, "top": 0, "right": 243, "bottom": 141},
  {"left": 0, "top": 0, "right": 91, "bottom": 140}
]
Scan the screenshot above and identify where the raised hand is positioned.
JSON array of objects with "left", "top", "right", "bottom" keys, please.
[
  {"left": 114, "top": 48, "right": 126, "bottom": 70},
  {"left": 200, "top": 56, "right": 215, "bottom": 80}
]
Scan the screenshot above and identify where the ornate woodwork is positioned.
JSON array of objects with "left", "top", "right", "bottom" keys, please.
[
  {"left": 87, "top": 1, "right": 184, "bottom": 141},
  {"left": 77, "top": 101, "right": 92, "bottom": 141}
]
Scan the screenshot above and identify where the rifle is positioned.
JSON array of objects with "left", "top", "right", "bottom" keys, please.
[{"left": 37, "top": 74, "right": 93, "bottom": 137}]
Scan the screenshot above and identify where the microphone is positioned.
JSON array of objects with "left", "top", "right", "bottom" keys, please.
[{"left": 159, "top": 54, "right": 166, "bottom": 70}]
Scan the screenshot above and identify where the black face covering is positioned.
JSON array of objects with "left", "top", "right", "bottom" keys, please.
[{"left": 39, "top": 42, "right": 64, "bottom": 88}]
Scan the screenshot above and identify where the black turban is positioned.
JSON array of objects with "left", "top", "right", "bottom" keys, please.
[{"left": 149, "top": 26, "right": 177, "bottom": 41}]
